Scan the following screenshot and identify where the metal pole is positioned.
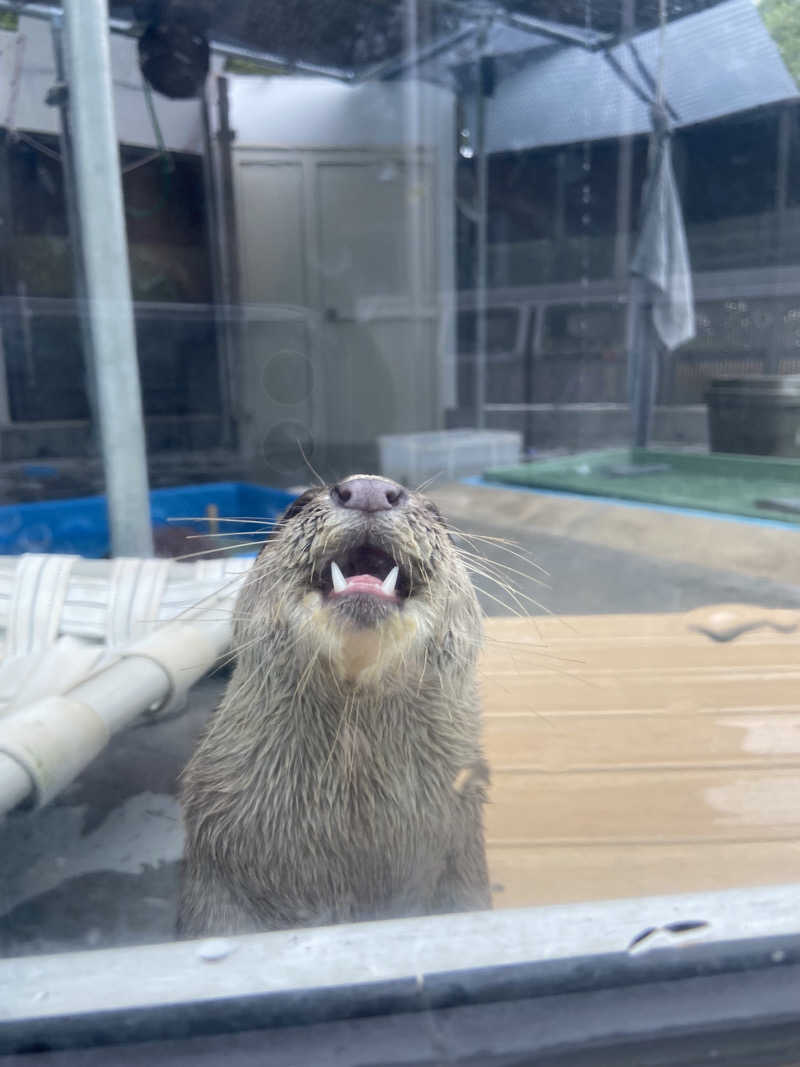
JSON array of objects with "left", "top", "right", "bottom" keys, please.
[
  {"left": 62, "top": 0, "right": 153, "bottom": 556},
  {"left": 0, "top": 132, "right": 17, "bottom": 429},
  {"left": 403, "top": 0, "right": 429, "bottom": 429},
  {"left": 766, "top": 103, "right": 793, "bottom": 374},
  {"left": 199, "top": 85, "right": 234, "bottom": 449},
  {"left": 216, "top": 76, "right": 242, "bottom": 449},
  {"left": 49, "top": 15, "right": 99, "bottom": 443},
  {"left": 474, "top": 36, "right": 490, "bottom": 430},
  {"left": 629, "top": 274, "right": 657, "bottom": 449},
  {"left": 614, "top": 0, "right": 636, "bottom": 284}
]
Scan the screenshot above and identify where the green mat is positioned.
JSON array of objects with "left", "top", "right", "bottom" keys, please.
[{"left": 484, "top": 448, "right": 800, "bottom": 525}]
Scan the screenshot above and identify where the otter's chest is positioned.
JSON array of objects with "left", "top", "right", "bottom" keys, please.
[
  {"left": 288, "top": 722, "right": 462, "bottom": 904},
  {"left": 262, "top": 709, "right": 471, "bottom": 848},
  {"left": 199, "top": 697, "right": 486, "bottom": 924}
]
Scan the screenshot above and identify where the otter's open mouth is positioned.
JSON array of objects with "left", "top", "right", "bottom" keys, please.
[{"left": 318, "top": 544, "right": 411, "bottom": 604}]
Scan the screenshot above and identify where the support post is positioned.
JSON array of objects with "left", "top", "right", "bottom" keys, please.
[
  {"left": 49, "top": 15, "right": 98, "bottom": 441},
  {"left": 614, "top": 136, "right": 633, "bottom": 279},
  {"left": 628, "top": 275, "right": 658, "bottom": 448},
  {"left": 473, "top": 42, "right": 491, "bottom": 430},
  {"left": 0, "top": 132, "right": 16, "bottom": 431},
  {"left": 614, "top": 0, "right": 636, "bottom": 280},
  {"left": 62, "top": 0, "right": 153, "bottom": 556},
  {"left": 199, "top": 85, "right": 235, "bottom": 450},
  {"left": 215, "top": 75, "right": 242, "bottom": 448},
  {"left": 766, "top": 103, "right": 793, "bottom": 374},
  {"left": 403, "top": 0, "right": 429, "bottom": 430}
]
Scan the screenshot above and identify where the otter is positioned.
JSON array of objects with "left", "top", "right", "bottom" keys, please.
[{"left": 177, "top": 475, "right": 490, "bottom": 937}]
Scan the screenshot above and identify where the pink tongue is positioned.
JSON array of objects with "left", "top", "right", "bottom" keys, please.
[
  {"left": 334, "top": 573, "right": 398, "bottom": 600},
  {"left": 346, "top": 573, "right": 384, "bottom": 592}
]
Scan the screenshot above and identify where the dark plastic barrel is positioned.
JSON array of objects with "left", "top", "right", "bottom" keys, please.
[{"left": 705, "top": 375, "right": 800, "bottom": 457}]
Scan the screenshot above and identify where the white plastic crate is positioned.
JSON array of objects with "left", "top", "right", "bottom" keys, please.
[{"left": 377, "top": 430, "right": 522, "bottom": 486}]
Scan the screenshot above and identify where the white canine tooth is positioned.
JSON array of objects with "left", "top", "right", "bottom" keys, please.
[
  {"left": 381, "top": 565, "right": 399, "bottom": 595},
  {"left": 331, "top": 560, "right": 347, "bottom": 593}
]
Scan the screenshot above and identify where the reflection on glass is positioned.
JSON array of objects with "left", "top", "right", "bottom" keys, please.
[{"left": 0, "top": 3, "right": 799, "bottom": 1030}]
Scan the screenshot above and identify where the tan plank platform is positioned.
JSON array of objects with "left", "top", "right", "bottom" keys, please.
[{"left": 482, "top": 605, "right": 800, "bottom": 909}]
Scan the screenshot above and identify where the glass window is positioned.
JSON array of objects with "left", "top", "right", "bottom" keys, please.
[
  {"left": 455, "top": 306, "right": 529, "bottom": 409},
  {"left": 540, "top": 302, "right": 626, "bottom": 356},
  {"left": 456, "top": 307, "right": 519, "bottom": 353},
  {"left": 3, "top": 0, "right": 800, "bottom": 1056}
]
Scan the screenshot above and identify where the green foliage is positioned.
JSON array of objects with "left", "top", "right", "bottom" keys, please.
[
  {"left": 761, "top": 0, "right": 800, "bottom": 86},
  {"left": 224, "top": 56, "right": 290, "bottom": 76},
  {"left": 0, "top": 12, "right": 18, "bottom": 31}
]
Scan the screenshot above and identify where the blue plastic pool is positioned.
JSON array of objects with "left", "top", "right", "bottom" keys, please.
[{"left": 0, "top": 482, "right": 297, "bottom": 557}]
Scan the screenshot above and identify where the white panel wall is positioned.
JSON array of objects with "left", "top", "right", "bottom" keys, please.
[{"left": 229, "top": 74, "right": 457, "bottom": 413}]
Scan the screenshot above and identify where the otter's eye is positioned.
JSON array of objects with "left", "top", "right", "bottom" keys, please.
[
  {"left": 422, "top": 499, "right": 456, "bottom": 545},
  {"left": 276, "top": 489, "right": 318, "bottom": 528},
  {"left": 424, "top": 500, "right": 445, "bottom": 524}
]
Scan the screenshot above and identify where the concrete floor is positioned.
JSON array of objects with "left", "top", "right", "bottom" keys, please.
[
  {"left": 3, "top": 482, "right": 800, "bottom": 958},
  {"left": 0, "top": 676, "right": 220, "bottom": 958}
]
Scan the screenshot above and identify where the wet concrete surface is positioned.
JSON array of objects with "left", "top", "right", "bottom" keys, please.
[
  {"left": 464, "top": 515, "right": 800, "bottom": 618},
  {"left": 0, "top": 675, "right": 222, "bottom": 958},
  {"left": 3, "top": 486, "right": 800, "bottom": 959}
]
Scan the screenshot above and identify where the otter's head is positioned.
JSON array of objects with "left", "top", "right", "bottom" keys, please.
[{"left": 238, "top": 475, "right": 481, "bottom": 684}]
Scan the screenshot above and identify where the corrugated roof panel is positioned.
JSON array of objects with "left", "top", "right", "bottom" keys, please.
[
  {"left": 483, "top": 42, "right": 650, "bottom": 150},
  {"left": 477, "top": 0, "right": 797, "bottom": 151},
  {"left": 629, "top": 0, "right": 798, "bottom": 127}
]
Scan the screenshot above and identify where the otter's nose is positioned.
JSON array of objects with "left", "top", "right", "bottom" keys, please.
[{"left": 332, "top": 477, "right": 406, "bottom": 512}]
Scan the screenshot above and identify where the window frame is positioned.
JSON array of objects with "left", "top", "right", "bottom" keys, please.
[{"left": 4, "top": 882, "right": 800, "bottom": 1059}]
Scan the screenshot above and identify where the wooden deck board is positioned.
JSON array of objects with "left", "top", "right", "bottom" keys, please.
[{"left": 482, "top": 607, "right": 800, "bottom": 908}]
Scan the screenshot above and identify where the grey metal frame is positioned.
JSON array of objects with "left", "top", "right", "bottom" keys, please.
[{"left": 3, "top": 882, "right": 800, "bottom": 1058}]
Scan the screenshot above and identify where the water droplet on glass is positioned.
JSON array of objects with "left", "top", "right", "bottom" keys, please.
[
  {"left": 377, "top": 162, "right": 398, "bottom": 182},
  {"left": 197, "top": 937, "right": 237, "bottom": 962}
]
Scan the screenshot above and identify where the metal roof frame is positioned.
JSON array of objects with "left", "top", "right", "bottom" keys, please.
[{"left": 0, "top": 0, "right": 630, "bottom": 83}]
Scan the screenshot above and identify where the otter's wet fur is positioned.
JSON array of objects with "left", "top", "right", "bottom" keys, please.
[{"left": 178, "top": 476, "right": 490, "bottom": 937}]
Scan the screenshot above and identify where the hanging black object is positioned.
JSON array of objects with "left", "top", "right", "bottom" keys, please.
[{"left": 136, "top": 0, "right": 210, "bottom": 100}]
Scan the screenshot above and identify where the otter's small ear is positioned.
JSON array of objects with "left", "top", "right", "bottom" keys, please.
[{"left": 274, "top": 488, "right": 318, "bottom": 530}]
